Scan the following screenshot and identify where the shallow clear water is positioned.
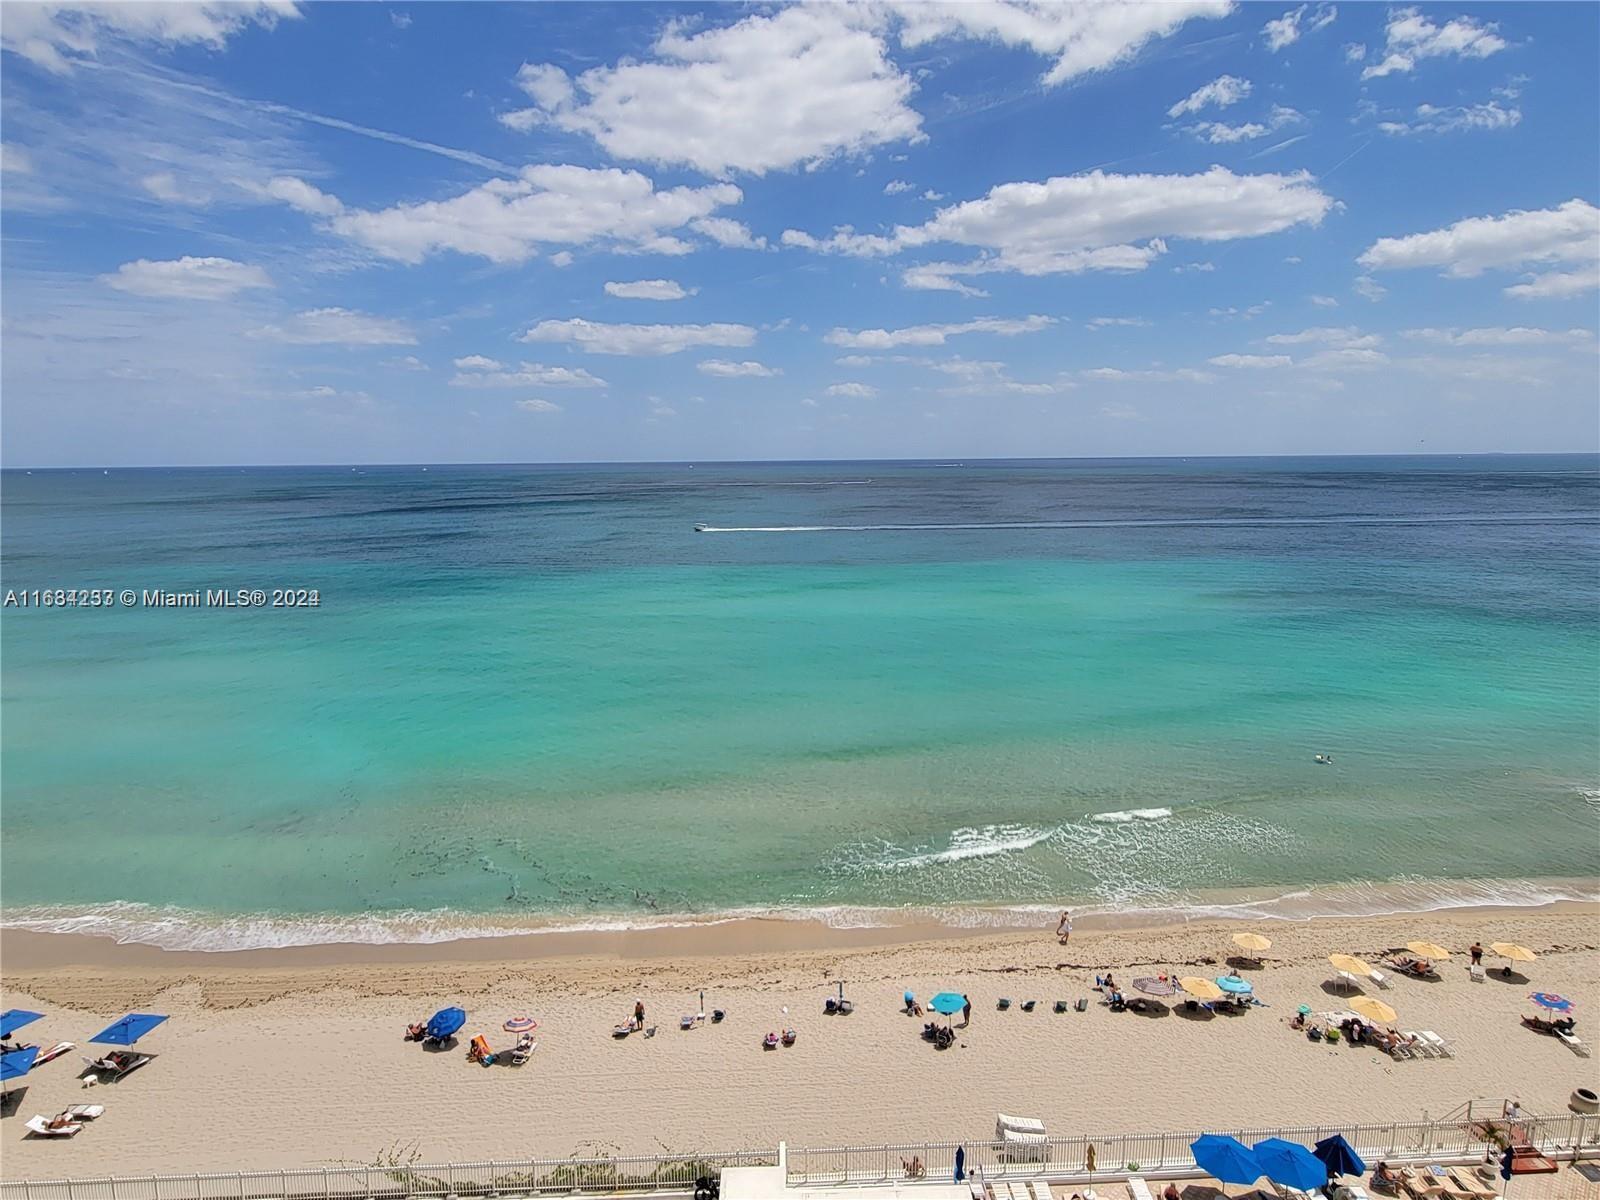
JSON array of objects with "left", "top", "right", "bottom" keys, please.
[{"left": 2, "top": 456, "right": 1597, "bottom": 945}]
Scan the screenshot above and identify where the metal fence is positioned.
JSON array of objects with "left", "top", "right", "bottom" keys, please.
[
  {"left": 4, "top": 1114, "right": 1597, "bottom": 1200},
  {"left": 0, "top": 1151, "right": 776, "bottom": 1200},
  {"left": 785, "top": 1114, "right": 1600, "bottom": 1186}
]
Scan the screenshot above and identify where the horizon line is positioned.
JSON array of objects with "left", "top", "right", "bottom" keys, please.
[{"left": 4, "top": 450, "right": 1597, "bottom": 473}]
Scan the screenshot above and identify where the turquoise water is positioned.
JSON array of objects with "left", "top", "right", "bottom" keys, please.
[{"left": 2, "top": 457, "right": 1597, "bottom": 946}]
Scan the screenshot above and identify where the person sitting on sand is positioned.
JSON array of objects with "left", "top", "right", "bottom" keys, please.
[
  {"left": 1162, "top": 1184, "right": 1181, "bottom": 1200},
  {"left": 1102, "top": 971, "right": 1115, "bottom": 990}
]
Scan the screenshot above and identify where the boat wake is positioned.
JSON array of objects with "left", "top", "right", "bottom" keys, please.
[{"left": 692, "top": 513, "right": 1596, "bottom": 534}]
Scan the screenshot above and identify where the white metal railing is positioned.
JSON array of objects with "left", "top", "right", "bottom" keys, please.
[{"left": 4, "top": 1114, "right": 1597, "bottom": 1199}]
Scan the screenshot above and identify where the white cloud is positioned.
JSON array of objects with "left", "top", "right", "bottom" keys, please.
[
  {"left": 390, "top": 11, "right": 411, "bottom": 30},
  {"left": 0, "top": 143, "right": 33, "bottom": 174},
  {"left": 1310, "top": 294, "right": 1339, "bottom": 307},
  {"left": 1209, "top": 302, "right": 1271, "bottom": 319},
  {"left": 519, "top": 318, "right": 756, "bottom": 356},
  {"left": 1084, "top": 366, "right": 1215, "bottom": 383},
  {"left": 690, "top": 216, "right": 768, "bottom": 249},
  {"left": 549, "top": 251, "right": 575, "bottom": 268},
  {"left": 825, "top": 315, "right": 1054, "bottom": 349},
  {"left": 266, "top": 167, "right": 742, "bottom": 265},
  {"left": 892, "top": 1, "right": 1234, "bottom": 88},
  {"left": 1088, "top": 316, "right": 1152, "bottom": 328},
  {"left": 884, "top": 179, "right": 915, "bottom": 195},
  {"left": 698, "top": 359, "right": 781, "bottom": 377},
  {"left": 1262, "top": 3, "right": 1336, "bottom": 52},
  {"left": 139, "top": 171, "right": 211, "bottom": 206},
  {"left": 1344, "top": 42, "right": 1367, "bottom": 63},
  {"left": 1174, "top": 260, "right": 1216, "bottom": 273},
  {"left": 1358, "top": 200, "right": 1600, "bottom": 300},
  {"left": 1168, "top": 75, "right": 1251, "bottom": 118},
  {"left": 450, "top": 359, "right": 606, "bottom": 388},
  {"left": 1188, "top": 104, "right": 1302, "bottom": 144},
  {"left": 1378, "top": 101, "right": 1521, "bottom": 136},
  {"left": 1353, "top": 276, "right": 1387, "bottom": 302},
  {"left": 1360, "top": 8, "right": 1507, "bottom": 79},
  {"left": 386, "top": 355, "right": 429, "bottom": 371},
  {"left": 929, "top": 357, "right": 1066, "bottom": 396},
  {"left": 826, "top": 382, "right": 878, "bottom": 398},
  {"left": 1265, "top": 326, "right": 1380, "bottom": 348},
  {"left": 605, "top": 279, "right": 696, "bottom": 301},
  {"left": 502, "top": 8, "right": 923, "bottom": 176},
  {"left": 1302, "top": 347, "right": 1388, "bottom": 369},
  {"left": 515, "top": 398, "right": 562, "bottom": 414},
  {"left": 922, "top": 189, "right": 944, "bottom": 202},
  {"left": 1504, "top": 264, "right": 1600, "bottom": 300},
  {"left": 251, "top": 307, "right": 417, "bottom": 345},
  {"left": 901, "top": 263, "right": 989, "bottom": 297},
  {"left": 1209, "top": 353, "right": 1292, "bottom": 368},
  {"left": 101, "top": 256, "right": 272, "bottom": 300},
  {"left": 1402, "top": 326, "right": 1595, "bottom": 347},
  {"left": 0, "top": 2, "right": 298, "bottom": 74}
]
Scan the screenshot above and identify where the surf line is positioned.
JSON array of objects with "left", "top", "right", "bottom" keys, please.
[{"left": 694, "top": 514, "right": 1597, "bottom": 533}]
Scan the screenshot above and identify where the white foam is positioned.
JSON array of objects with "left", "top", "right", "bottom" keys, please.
[
  {"left": 1089, "top": 807, "right": 1174, "bottom": 824},
  {"left": 862, "top": 825, "right": 1055, "bottom": 872}
]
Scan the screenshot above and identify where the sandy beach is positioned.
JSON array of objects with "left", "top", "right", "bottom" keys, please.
[{"left": 2, "top": 904, "right": 1596, "bottom": 1180}]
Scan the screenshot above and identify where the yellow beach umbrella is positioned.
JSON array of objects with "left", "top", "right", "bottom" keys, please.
[
  {"left": 1232, "top": 932, "right": 1272, "bottom": 953},
  {"left": 1351, "top": 996, "right": 1397, "bottom": 1024},
  {"left": 1329, "top": 953, "right": 1374, "bottom": 976},
  {"left": 1407, "top": 941, "right": 1451, "bottom": 959},
  {"left": 1491, "top": 942, "right": 1537, "bottom": 963},
  {"left": 1180, "top": 977, "right": 1225, "bottom": 1001}
]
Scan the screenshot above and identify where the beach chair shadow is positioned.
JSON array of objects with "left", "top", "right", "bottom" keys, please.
[
  {"left": 0, "top": 1086, "right": 27, "bottom": 1118},
  {"left": 1175, "top": 1001, "right": 1216, "bottom": 1021},
  {"left": 1321, "top": 979, "right": 1365, "bottom": 997},
  {"left": 1491, "top": 969, "right": 1529, "bottom": 986},
  {"left": 1226, "top": 955, "right": 1264, "bottom": 971}
]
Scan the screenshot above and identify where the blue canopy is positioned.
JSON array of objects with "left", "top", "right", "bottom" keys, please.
[
  {"left": 1253, "top": 1139, "right": 1329, "bottom": 1192},
  {"left": 1313, "top": 1134, "right": 1367, "bottom": 1180},
  {"left": 426, "top": 1007, "right": 466, "bottom": 1039},
  {"left": 1215, "top": 975, "right": 1254, "bottom": 994},
  {"left": 928, "top": 993, "right": 966, "bottom": 1016},
  {"left": 1191, "top": 1135, "right": 1263, "bottom": 1186},
  {"left": 0, "top": 1046, "right": 40, "bottom": 1083},
  {"left": 0, "top": 1010, "right": 43, "bottom": 1039},
  {"left": 90, "top": 1013, "right": 169, "bottom": 1046}
]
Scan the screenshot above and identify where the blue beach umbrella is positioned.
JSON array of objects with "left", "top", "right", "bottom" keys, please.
[
  {"left": 1215, "top": 975, "right": 1253, "bottom": 994},
  {"left": 90, "top": 1013, "right": 168, "bottom": 1046},
  {"left": 1529, "top": 992, "right": 1574, "bottom": 1013},
  {"left": 1, "top": 1045, "right": 40, "bottom": 1098},
  {"left": 1313, "top": 1134, "right": 1367, "bottom": 1180},
  {"left": 0, "top": 1010, "right": 43, "bottom": 1039},
  {"left": 1190, "top": 1135, "right": 1263, "bottom": 1186},
  {"left": 928, "top": 993, "right": 966, "bottom": 1016},
  {"left": 426, "top": 1007, "right": 467, "bottom": 1039},
  {"left": 1252, "top": 1139, "right": 1328, "bottom": 1192}
]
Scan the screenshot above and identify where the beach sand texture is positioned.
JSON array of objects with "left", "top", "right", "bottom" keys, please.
[{"left": 2, "top": 907, "right": 1596, "bottom": 1179}]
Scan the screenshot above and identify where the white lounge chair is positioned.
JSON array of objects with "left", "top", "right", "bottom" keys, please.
[
  {"left": 62, "top": 1104, "right": 104, "bottom": 1120},
  {"left": 996, "top": 1112, "right": 1047, "bottom": 1137},
  {"left": 1418, "top": 1030, "right": 1454, "bottom": 1057},
  {"left": 1001, "top": 1129, "right": 1047, "bottom": 1162},
  {"left": 1369, "top": 969, "right": 1391, "bottom": 989},
  {"left": 1557, "top": 1029, "right": 1590, "bottom": 1056},
  {"left": 1125, "top": 1178, "right": 1155, "bottom": 1200},
  {"left": 1403, "top": 1030, "right": 1437, "bottom": 1058},
  {"left": 25, "top": 1116, "right": 81, "bottom": 1137},
  {"left": 1468, "top": 964, "right": 1486, "bottom": 983}
]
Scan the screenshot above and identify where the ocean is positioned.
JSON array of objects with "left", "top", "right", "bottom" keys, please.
[{"left": 2, "top": 455, "right": 1596, "bottom": 949}]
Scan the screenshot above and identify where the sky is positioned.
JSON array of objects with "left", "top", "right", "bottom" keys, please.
[{"left": 1, "top": 1, "right": 1597, "bottom": 467}]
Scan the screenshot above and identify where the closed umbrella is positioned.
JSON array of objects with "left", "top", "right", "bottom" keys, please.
[
  {"left": 1232, "top": 932, "right": 1272, "bottom": 953},
  {"left": 954, "top": 1145, "right": 965, "bottom": 1183},
  {"left": 1252, "top": 1139, "right": 1328, "bottom": 1193},
  {"left": 1180, "top": 977, "right": 1225, "bottom": 1001},
  {"left": 0, "top": 1010, "right": 43, "bottom": 1040},
  {"left": 1406, "top": 941, "right": 1450, "bottom": 960},
  {"left": 1313, "top": 1134, "right": 1367, "bottom": 1180},
  {"left": 90, "top": 1014, "right": 168, "bottom": 1046},
  {"left": 1351, "top": 996, "right": 1397, "bottom": 1024},
  {"left": 1190, "top": 1135, "right": 1263, "bottom": 1187}
]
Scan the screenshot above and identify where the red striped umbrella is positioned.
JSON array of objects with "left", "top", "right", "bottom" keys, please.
[{"left": 503, "top": 1016, "right": 538, "bottom": 1033}]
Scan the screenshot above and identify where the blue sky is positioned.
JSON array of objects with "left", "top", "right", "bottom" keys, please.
[{"left": 2, "top": 1, "right": 1597, "bottom": 466}]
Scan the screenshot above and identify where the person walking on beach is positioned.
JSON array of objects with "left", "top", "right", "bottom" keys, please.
[
  {"left": 1470, "top": 942, "right": 1484, "bottom": 966},
  {"left": 634, "top": 999, "right": 645, "bottom": 1030},
  {"left": 962, "top": 994, "right": 971, "bottom": 1026},
  {"left": 1057, "top": 910, "right": 1072, "bottom": 944}
]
